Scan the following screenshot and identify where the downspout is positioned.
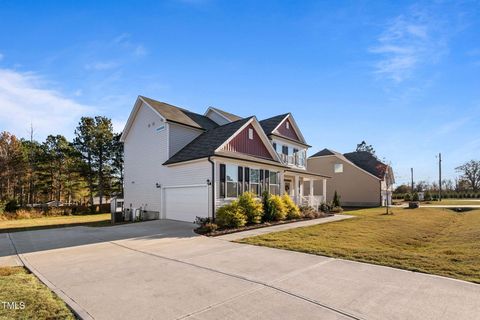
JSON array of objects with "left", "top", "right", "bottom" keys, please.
[{"left": 208, "top": 156, "right": 216, "bottom": 221}]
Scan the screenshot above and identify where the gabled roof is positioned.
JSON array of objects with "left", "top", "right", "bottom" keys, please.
[
  {"left": 208, "top": 107, "right": 243, "bottom": 122},
  {"left": 343, "top": 151, "right": 388, "bottom": 179},
  {"left": 164, "top": 117, "right": 254, "bottom": 165},
  {"left": 141, "top": 96, "right": 218, "bottom": 130},
  {"left": 311, "top": 148, "right": 390, "bottom": 180},
  {"left": 311, "top": 148, "right": 339, "bottom": 157},
  {"left": 259, "top": 113, "right": 290, "bottom": 135}
]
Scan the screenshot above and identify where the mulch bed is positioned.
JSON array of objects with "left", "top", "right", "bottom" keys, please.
[{"left": 195, "top": 214, "right": 335, "bottom": 237}]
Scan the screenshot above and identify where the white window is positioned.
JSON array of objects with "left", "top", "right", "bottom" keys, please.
[
  {"left": 286, "top": 122, "right": 290, "bottom": 129},
  {"left": 334, "top": 163, "right": 343, "bottom": 173},
  {"left": 269, "top": 171, "right": 280, "bottom": 195},
  {"left": 248, "top": 128, "right": 254, "bottom": 140},
  {"left": 226, "top": 165, "right": 238, "bottom": 197},
  {"left": 250, "top": 169, "right": 260, "bottom": 196}
]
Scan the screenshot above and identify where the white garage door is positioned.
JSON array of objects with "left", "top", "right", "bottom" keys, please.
[{"left": 164, "top": 186, "right": 208, "bottom": 222}]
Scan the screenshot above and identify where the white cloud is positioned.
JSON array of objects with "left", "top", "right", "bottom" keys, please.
[
  {"left": 370, "top": 7, "right": 447, "bottom": 82},
  {"left": 0, "top": 68, "right": 93, "bottom": 140}
]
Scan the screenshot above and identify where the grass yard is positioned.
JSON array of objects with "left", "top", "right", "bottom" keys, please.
[
  {"left": 423, "top": 199, "right": 480, "bottom": 205},
  {"left": 0, "top": 267, "right": 75, "bottom": 319},
  {"left": 239, "top": 207, "right": 480, "bottom": 283},
  {"left": 0, "top": 213, "right": 111, "bottom": 233}
]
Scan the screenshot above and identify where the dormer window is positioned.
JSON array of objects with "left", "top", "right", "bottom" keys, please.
[{"left": 248, "top": 128, "right": 254, "bottom": 140}]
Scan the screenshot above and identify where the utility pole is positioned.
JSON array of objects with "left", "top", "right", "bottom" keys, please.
[
  {"left": 438, "top": 153, "right": 442, "bottom": 202},
  {"left": 411, "top": 168, "right": 414, "bottom": 192}
]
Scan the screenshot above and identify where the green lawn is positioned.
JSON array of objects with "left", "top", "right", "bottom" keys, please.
[
  {"left": 0, "top": 267, "right": 75, "bottom": 319},
  {"left": 423, "top": 199, "right": 480, "bottom": 205},
  {"left": 0, "top": 213, "right": 111, "bottom": 233},
  {"left": 239, "top": 207, "right": 480, "bottom": 283}
]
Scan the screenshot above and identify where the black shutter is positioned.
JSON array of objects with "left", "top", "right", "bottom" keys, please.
[
  {"left": 238, "top": 166, "right": 243, "bottom": 195},
  {"left": 260, "top": 170, "right": 264, "bottom": 194},
  {"left": 220, "top": 164, "right": 226, "bottom": 198},
  {"left": 265, "top": 170, "right": 270, "bottom": 190},
  {"left": 245, "top": 167, "right": 250, "bottom": 193}
]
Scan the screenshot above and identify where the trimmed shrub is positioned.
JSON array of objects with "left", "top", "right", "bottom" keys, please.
[
  {"left": 332, "top": 191, "right": 341, "bottom": 207},
  {"left": 282, "top": 194, "right": 301, "bottom": 220},
  {"left": 404, "top": 193, "right": 411, "bottom": 201},
  {"left": 331, "top": 206, "right": 343, "bottom": 213},
  {"left": 269, "top": 195, "right": 287, "bottom": 221},
  {"left": 238, "top": 192, "right": 263, "bottom": 224},
  {"left": 319, "top": 203, "right": 331, "bottom": 213},
  {"left": 412, "top": 192, "right": 419, "bottom": 201},
  {"left": 216, "top": 201, "right": 247, "bottom": 229},
  {"left": 262, "top": 191, "right": 275, "bottom": 222},
  {"left": 300, "top": 205, "right": 317, "bottom": 219}
]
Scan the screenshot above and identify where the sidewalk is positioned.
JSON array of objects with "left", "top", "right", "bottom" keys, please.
[{"left": 215, "top": 214, "right": 354, "bottom": 241}]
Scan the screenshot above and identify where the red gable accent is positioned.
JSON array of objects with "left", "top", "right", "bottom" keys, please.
[
  {"left": 276, "top": 118, "right": 300, "bottom": 141},
  {"left": 221, "top": 124, "right": 273, "bottom": 159}
]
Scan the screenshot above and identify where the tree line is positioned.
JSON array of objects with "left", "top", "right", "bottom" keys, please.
[
  {"left": 0, "top": 116, "right": 123, "bottom": 211},
  {"left": 394, "top": 160, "right": 480, "bottom": 195}
]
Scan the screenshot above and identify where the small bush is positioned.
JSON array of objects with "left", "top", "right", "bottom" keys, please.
[
  {"left": 195, "top": 216, "right": 212, "bottom": 226},
  {"left": 262, "top": 192, "right": 275, "bottom": 222},
  {"left": 319, "top": 203, "right": 331, "bottom": 213},
  {"left": 332, "top": 191, "right": 341, "bottom": 207},
  {"left": 282, "top": 194, "right": 301, "bottom": 220},
  {"left": 404, "top": 193, "right": 411, "bottom": 201},
  {"left": 5, "top": 199, "right": 18, "bottom": 213},
  {"left": 216, "top": 201, "right": 247, "bottom": 229},
  {"left": 238, "top": 192, "right": 263, "bottom": 224},
  {"left": 300, "top": 205, "right": 317, "bottom": 219},
  {"left": 412, "top": 192, "right": 419, "bottom": 201},
  {"left": 269, "top": 195, "right": 287, "bottom": 221},
  {"left": 201, "top": 223, "right": 218, "bottom": 233},
  {"left": 330, "top": 206, "right": 343, "bottom": 213}
]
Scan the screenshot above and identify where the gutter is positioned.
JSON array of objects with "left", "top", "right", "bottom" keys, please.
[{"left": 208, "top": 156, "right": 216, "bottom": 221}]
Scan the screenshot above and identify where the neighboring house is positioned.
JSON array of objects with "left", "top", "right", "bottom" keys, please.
[
  {"left": 120, "top": 96, "right": 329, "bottom": 222},
  {"left": 307, "top": 149, "right": 395, "bottom": 207}
]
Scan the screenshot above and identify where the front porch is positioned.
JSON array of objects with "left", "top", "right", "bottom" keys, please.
[{"left": 283, "top": 169, "right": 327, "bottom": 210}]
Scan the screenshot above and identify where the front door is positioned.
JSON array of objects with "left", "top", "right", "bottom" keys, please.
[{"left": 284, "top": 180, "right": 292, "bottom": 196}]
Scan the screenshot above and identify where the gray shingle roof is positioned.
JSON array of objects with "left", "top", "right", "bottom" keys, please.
[
  {"left": 259, "top": 113, "right": 289, "bottom": 135},
  {"left": 343, "top": 151, "right": 387, "bottom": 179},
  {"left": 141, "top": 96, "right": 218, "bottom": 130},
  {"left": 310, "top": 148, "right": 337, "bottom": 157},
  {"left": 164, "top": 117, "right": 254, "bottom": 165},
  {"left": 210, "top": 107, "right": 243, "bottom": 122}
]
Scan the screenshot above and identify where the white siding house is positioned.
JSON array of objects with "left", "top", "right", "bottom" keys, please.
[{"left": 121, "top": 96, "right": 329, "bottom": 223}]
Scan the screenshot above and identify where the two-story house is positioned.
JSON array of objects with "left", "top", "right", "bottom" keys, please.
[{"left": 120, "top": 96, "right": 329, "bottom": 222}]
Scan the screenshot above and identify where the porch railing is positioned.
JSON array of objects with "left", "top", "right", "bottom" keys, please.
[{"left": 292, "top": 195, "right": 324, "bottom": 210}]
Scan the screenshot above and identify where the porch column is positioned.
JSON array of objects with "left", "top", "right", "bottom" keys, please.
[
  {"left": 310, "top": 179, "right": 314, "bottom": 197},
  {"left": 294, "top": 175, "right": 300, "bottom": 205},
  {"left": 322, "top": 178, "right": 327, "bottom": 203}
]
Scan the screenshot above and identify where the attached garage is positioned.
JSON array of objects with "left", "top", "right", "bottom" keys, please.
[{"left": 164, "top": 185, "right": 209, "bottom": 222}]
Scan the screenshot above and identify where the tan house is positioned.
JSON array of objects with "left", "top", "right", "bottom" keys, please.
[{"left": 307, "top": 149, "right": 395, "bottom": 207}]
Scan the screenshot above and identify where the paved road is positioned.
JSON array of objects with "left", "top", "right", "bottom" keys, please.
[{"left": 3, "top": 220, "right": 479, "bottom": 320}]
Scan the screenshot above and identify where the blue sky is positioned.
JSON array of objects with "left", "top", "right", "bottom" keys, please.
[{"left": 0, "top": 0, "right": 479, "bottom": 185}]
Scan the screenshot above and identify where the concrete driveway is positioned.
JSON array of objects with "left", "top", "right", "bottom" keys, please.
[{"left": 3, "top": 220, "right": 480, "bottom": 320}]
